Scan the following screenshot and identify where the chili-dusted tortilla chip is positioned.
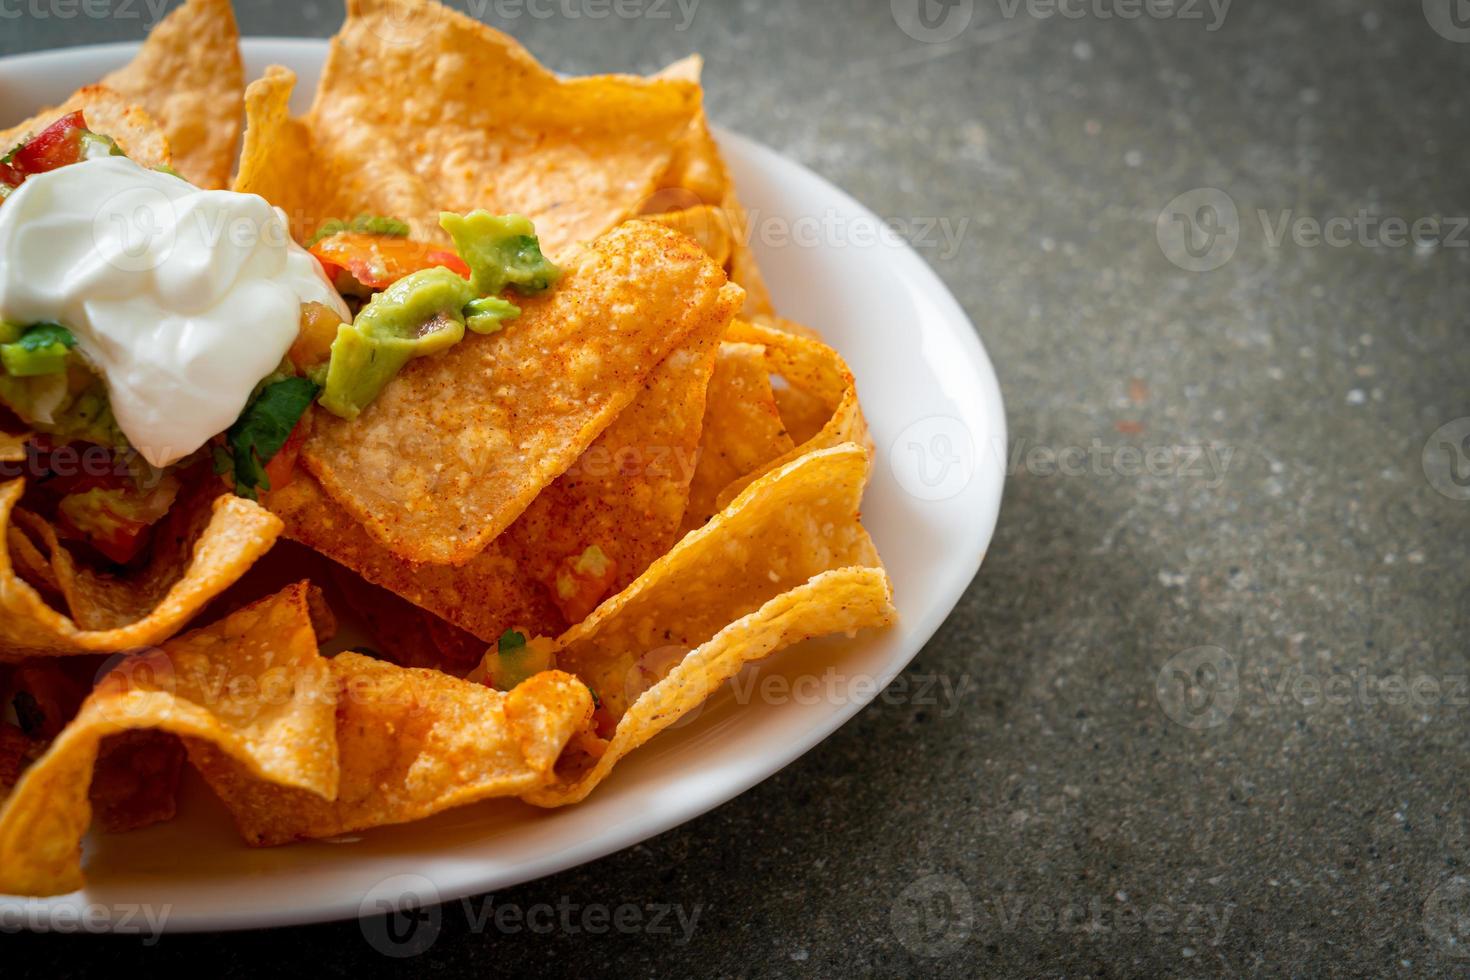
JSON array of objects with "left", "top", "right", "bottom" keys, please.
[
  {"left": 523, "top": 443, "right": 893, "bottom": 805},
  {"left": 644, "top": 205, "right": 733, "bottom": 269},
  {"left": 272, "top": 297, "right": 725, "bottom": 637},
  {"left": 299, "top": 220, "right": 742, "bottom": 566},
  {"left": 189, "top": 656, "right": 592, "bottom": 846},
  {"left": 682, "top": 342, "right": 796, "bottom": 534},
  {"left": 89, "top": 730, "right": 184, "bottom": 834},
  {"left": 0, "top": 479, "right": 283, "bottom": 660},
  {"left": 652, "top": 56, "right": 776, "bottom": 318},
  {"left": 0, "top": 583, "right": 337, "bottom": 895},
  {"left": 236, "top": 0, "right": 701, "bottom": 254},
  {"left": 713, "top": 320, "right": 869, "bottom": 509},
  {"left": 98, "top": 0, "right": 243, "bottom": 188},
  {"left": 327, "top": 563, "right": 487, "bottom": 673},
  {"left": 0, "top": 86, "right": 173, "bottom": 169}
]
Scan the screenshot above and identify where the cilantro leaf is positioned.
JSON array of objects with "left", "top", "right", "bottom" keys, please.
[
  {"left": 225, "top": 377, "right": 318, "bottom": 501},
  {"left": 15, "top": 322, "right": 76, "bottom": 352},
  {"left": 498, "top": 629, "right": 527, "bottom": 655}
]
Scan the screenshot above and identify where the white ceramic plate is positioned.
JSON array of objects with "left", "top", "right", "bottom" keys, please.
[{"left": 0, "top": 39, "right": 1006, "bottom": 932}]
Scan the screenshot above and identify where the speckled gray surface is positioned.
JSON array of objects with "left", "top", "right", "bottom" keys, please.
[{"left": 4, "top": 0, "right": 1469, "bottom": 975}]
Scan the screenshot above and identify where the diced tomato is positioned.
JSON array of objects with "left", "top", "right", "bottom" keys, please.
[
  {"left": 263, "top": 415, "right": 310, "bottom": 493},
  {"left": 9, "top": 111, "right": 88, "bottom": 177},
  {"left": 542, "top": 546, "right": 618, "bottom": 626},
  {"left": 289, "top": 302, "right": 344, "bottom": 374},
  {"left": 310, "top": 232, "right": 471, "bottom": 291}
]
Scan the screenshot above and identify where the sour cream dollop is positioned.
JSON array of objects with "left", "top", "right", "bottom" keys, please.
[{"left": 0, "top": 156, "right": 349, "bottom": 467}]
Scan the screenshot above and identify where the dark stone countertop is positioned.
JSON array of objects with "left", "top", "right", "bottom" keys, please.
[{"left": 4, "top": 0, "right": 1469, "bottom": 975}]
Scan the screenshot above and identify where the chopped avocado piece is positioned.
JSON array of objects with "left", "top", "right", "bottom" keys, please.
[
  {"left": 317, "top": 267, "right": 476, "bottom": 421},
  {"left": 307, "top": 213, "right": 412, "bottom": 248},
  {"left": 439, "top": 211, "right": 560, "bottom": 297},
  {"left": 463, "top": 296, "right": 521, "bottom": 336},
  {"left": 1, "top": 323, "right": 77, "bottom": 377},
  {"left": 484, "top": 629, "right": 554, "bottom": 691},
  {"left": 225, "top": 376, "right": 319, "bottom": 501},
  {"left": 574, "top": 545, "right": 611, "bottom": 577}
]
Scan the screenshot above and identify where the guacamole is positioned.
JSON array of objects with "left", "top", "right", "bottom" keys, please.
[{"left": 317, "top": 210, "right": 561, "bottom": 421}]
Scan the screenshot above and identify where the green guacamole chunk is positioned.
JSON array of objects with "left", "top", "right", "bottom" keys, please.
[
  {"left": 317, "top": 267, "right": 475, "bottom": 420},
  {"left": 316, "top": 210, "right": 561, "bottom": 421},
  {"left": 1, "top": 322, "right": 77, "bottom": 377},
  {"left": 439, "top": 211, "right": 560, "bottom": 297}
]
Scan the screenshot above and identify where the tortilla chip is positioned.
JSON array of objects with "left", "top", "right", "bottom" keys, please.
[
  {"left": 189, "top": 656, "right": 591, "bottom": 846},
  {"left": 7, "top": 512, "right": 59, "bottom": 599},
  {"left": 99, "top": 0, "right": 243, "bottom": 188},
  {"left": 237, "top": 0, "right": 701, "bottom": 253},
  {"left": 523, "top": 443, "right": 892, "bottom": 805},
  {"left": 644, "top": 205, "right": 733, "bottom": 268},
  {"left": 273, "top": 301, "right": 724, "bottom": 638},
  {"left": 0, "top": 86, "right": 173, "bottom": 170},
  {"left": 235, "top": 66, "right": 334, "bottom": 235},
  {"left": 0, "top": 480, "right": 283, "bottom": 660},
  {"left": 89, "top": 730, "right": 184, "bottom": 834},
  {"left": 300, "top": 220, "right": 742, "bottom": 566},
  {"left": 0, "top": 583, "right": 337, "bottom": 895},
  {"left": 713, "top": 320, "right": 869, "bottom": 509},
  {"left": 269, "top": 474, "right": 563, "bottom": 644},
  {"left": 499, "top": 283, "right": 725, "bottom": 619},
  {"left": 652, "top": 57, "right": 775, "bottom": 318},
  {"left": 327, "top": 563, "right": 487, "bottom": 673},
  {"left": 683, "top": 342, "right": 796, "bottom": 534}
]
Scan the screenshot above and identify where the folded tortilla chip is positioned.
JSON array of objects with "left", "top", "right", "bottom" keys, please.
[
  {"left": 0, "top": 86, "right": 173, "bottom": 170},
  {"left": 523, "top": 443, "right": 892, "bottom": 805},
  {"left": 714, "top": 320, "right": 869, "bottom": 509},
  {"left": 89, "top": 730, "right": 185, "bottom": 834},
  {"left": 0, "top": 479, "right": 283, "bottom": 660},
  {"left": 0, "top": 583, "right": 337, "bottom": 895},
  {"left": 273, "top": 295, "right": 725, "bottom": 638},
  {"left": 189, "top": 656, "right": 591, "bottom": 846},
  {"left": 683, "top": 342, "right": 796, "bottom": 534},
  {"left": 98, "top": 0, "right": 243, "bottom": 188},
  {"left": 299, "top": 220, "right": 742, "bottom": 566},
  {"left": 237, "top": 0, "right": 701, "bottom": 254}
]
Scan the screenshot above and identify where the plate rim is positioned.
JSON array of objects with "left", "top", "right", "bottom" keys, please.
[{"left": 0, "top": 36, "right": 1007, "bottom": 932}]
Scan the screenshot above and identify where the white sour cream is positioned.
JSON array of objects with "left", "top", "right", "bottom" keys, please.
[{"left": 0, "top": 156, "right": 349, "bottom": 467}]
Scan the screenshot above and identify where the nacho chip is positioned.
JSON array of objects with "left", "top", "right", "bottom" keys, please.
[
  {"left": 683, "top": 342, "right": 796, "bottom": 534},
  {"left": 644, "top": 205, "right": 733, "bottom": 269},
  {"left": 0, "top": 479, "right": 283, "bottom": 660},
  {"left": 0, "top": 583, "right": 337, "bottom": 895},
  {"left": 89, "top": 730, "right": 184, "bottom": 834},
  {"left": 273, "top": 301, "right": 724, "bottom": 638},
  {"left": 300, "top": 220, "right": 741, "bottom": 566},
  {"left": 652, "top": 56, "right": 776, "bottom": 318},
  {"left": 237, "top": 0, "right": 701, "bottom": 254},
  {"left": 189, "top": 656, "right": 591, "bottom": 846},
  {"left": 0, "top": 86, "right": 172, "bottom": 169},
  {"left": 523, "top": 443, "right": 892, "bottom": 805},
  {"left": 98, "top": 0, "right": 243, "bottom": 188},
  {"left": 713, "top": 320, "right": 869, "bottom": 509}
]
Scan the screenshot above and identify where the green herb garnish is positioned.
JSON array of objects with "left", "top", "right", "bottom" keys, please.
[
  {"left": 224, "top": 376, "right": 319, "bottom": 501},
  {"left": 306, "top": 213, "right": 412, "bottom": 248}
]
